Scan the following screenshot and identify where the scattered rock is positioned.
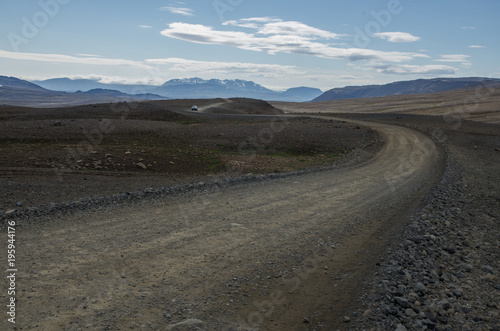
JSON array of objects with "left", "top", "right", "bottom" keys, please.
[
  {"left": 459, "top": 263, "right": 473, "bottom": 272},
  {"left": 350, "top": 150, "right": 500, "bottom": 331},
  {"left": 5, "top": 209, "right": 16, "bottom": 215},
  {"left": 452, "top": 289, "right": 463, "bottom": 298},
  {"left": 481, "top": 265, "right": 494, "bottom": 274},
  {"left": 165, "top": 319, "right": 204, "bottom": 330},
  {"left": 438, "top": 299, "right": 451, "bottom": 311},
  {"left": 395, "top": 297, "right": 410, "bottom": 308},
  {"left": 136, "top": 162, "right": 147, "bottom": 170},
  {"left": 405, "top": 308, "right": 417, "bottom": 318},
  {"left": 395, "top": 324, "right": 408, "bottom": 331},
  {"left": 414, "top": 282, "right": 427, "bottom": 295}
]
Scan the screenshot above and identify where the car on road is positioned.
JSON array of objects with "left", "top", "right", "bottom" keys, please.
[{"left": 191, "top": 105, "right": 198, "bottom": 111}]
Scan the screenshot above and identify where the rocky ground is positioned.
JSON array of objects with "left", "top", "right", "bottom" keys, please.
[
  {"left": 347, "top": 117, "right": 499, "bottom": 331},
  {"left": 0, "top": 98, "right": 498, "bottom": 330},
  {"left": 0, "top": 100, "right": 375, "bottom": 211}
]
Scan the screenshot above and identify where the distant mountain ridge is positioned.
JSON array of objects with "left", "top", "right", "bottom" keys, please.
[
  {"left": 313, "top": 77, "right": 500, "bottom": 102},
  {"left": 2, "top": 75, "right": 499, "bottom": 108},
  {"left": 77, "top": 88, "right": 168, "bottom": 101},
  {"left": 0, "top": 76, "right": 47, "bottom": 91},
  {"left": 0, "top": 76, "right": 169, "bottom": 107},
  {"left": 31, "top": 77, "right": 323, "bottom": 102}
]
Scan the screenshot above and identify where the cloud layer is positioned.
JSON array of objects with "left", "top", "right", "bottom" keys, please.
[
  {"left": 435, "top": 54, "right": 470, "bottom": 63},
  {"left": 145, "top": 57, "right": 302, "bottom": 77},
  {"left": 161, "top": 6, "right": 194, "bottom": 16},
  {"left": 374, "top": 32, "right": 420, "bottom": 43},
  {"left": 160, "top": 18, "right": 428, "bottom": 63},
  {"left": 0, "top": 49, "right": 302, "bottom": 81},
  {"left": 0, "top": 49, "right": 152, "bottom": 69},
  {"left": 374, "top": 64, "right": 456, "bottom": 75}
]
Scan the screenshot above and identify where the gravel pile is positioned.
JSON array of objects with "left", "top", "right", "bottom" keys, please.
[{"left": 351, "top": 151, "right": 499, "bottom": 331}]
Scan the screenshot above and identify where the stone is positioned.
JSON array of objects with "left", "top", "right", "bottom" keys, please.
[
  {"left": 423, "top": 318, "right": 436, "bottom": 329},
  {"left": 414, "top": 282, "right": 427, "bottom": 295},
  {"left": 381, "top": 304, "right": 393, "bottom": 316},
  {"left": 405, "top": 308, "right": 418, "bottom": 318},
  {"left": 443, "top": 246, "right": 456, "bottom": 254},
  {"left": 481, "top": 265, "right": 494, "bottom": 274},
  {"left": 453, "top": 289, "right": 463, "bottom": 298},
  {"left": 438, "top": 300, "right": 451, "bottom": 311},
  {"left": 342, "top": 316, "right": 351, "bottom": 322},
  {"left": 165, "top": 319, "right": 204, "bottom": 330},
  {"left": 136, "top": 162, "right": 147, "bottom": 170},
  {"left": 5, "top": 209, "right": 16, "bottom": 215},
  {"left": 395, "top": 297, "right": 410, "bottom": 308},
  {"left": 395, "top": 324, "right": 408, "bottom": 331},
  {"left": 459, "top": 263, "right": 473, "bottom": 272}
]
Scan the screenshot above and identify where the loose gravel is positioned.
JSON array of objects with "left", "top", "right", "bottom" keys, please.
[
  {"left": 350, "top": 148, "right": 499, "bottom": 331},
  {"left": 0, "top": 142, "right": 379, "bottom": 228}
]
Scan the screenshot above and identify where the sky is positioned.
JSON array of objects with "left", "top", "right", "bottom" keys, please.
[{"left": 0, "top": 0, "right": 499, "bottom": 91}]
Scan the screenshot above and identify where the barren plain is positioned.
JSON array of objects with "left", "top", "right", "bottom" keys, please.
[{"left": 1, "top": 87, "right": 499, "bottom": 330}]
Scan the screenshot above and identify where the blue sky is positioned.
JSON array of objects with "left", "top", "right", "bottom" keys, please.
[{"left": 0, "top": 0, "right": 498, "bottom": 90}]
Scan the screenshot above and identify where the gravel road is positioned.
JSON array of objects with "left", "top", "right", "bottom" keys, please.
[{"left": 0, "top": 120, "right": 445, "bottom": 330}]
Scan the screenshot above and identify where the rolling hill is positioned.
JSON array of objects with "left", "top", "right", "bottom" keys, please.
[{"left": 313, "top": 77, "right": 500, "bottom": 102}]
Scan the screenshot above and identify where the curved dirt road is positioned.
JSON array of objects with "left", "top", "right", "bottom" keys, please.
[{"left": 11, "top": 121, "right": 443, "bottom": 330}]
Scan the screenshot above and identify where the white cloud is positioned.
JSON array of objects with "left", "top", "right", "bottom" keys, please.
[
  {"left": 53, "top": 74, "right": 164, "bottom": 85},
  {"left": 160, "top": 22, "right": 428, "bottom": 63},
  {"left": 374, "top": 32, "right": 420, "bottom": 43},
  {"left": 435, "top": 54, "right": 470, "bottom": 63},
  {"left": 374, "top": 64, "right": 456, "bottom": 75},
  {"left": 161, "top": 6, "right": 194, "bottom": 16},
  {"left": 0, "top": 49, "right": 154, "bottom": 70},
  {"left": 139, "top": 25, "right": 153, "bottom": 29},
  {"left": 468, "top": 45, "right": 485, "bottom": 49},
  {"left": 76, "top": 53, "right": 103, "bottom": 58},
  {"left": 223, "top": 17, "right": 281, "bottom": 29},
  {"left": 145, "top": 57, "right": 303, "bottom": 78},
  {"left": 0, "top": 49, "right": 300, "bottom": 82},
  {"left": 225, "top": 17, "right": 343, "bottom": 39},
  {"left": 461, "top": 26, "right": 476, "bottom": 30}
]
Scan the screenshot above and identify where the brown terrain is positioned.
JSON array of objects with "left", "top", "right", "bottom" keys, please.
[{"left": 0, "top": 87, "right": 499, "bottom": 330}]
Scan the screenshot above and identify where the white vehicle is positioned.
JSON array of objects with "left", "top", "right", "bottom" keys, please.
[{"left": 191, "top": 105, "right": 198, "bottom": 111}]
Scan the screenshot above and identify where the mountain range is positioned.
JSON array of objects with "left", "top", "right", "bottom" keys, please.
[
  {"left": 0, "top": 76, "right": 170, "bottom": 107},
  {"left": 1, "top": 75, "right": 499, "bottom": 108},
  {"left": 312, "top": 77, "right": 500, "bottom": 102},
  {"left": 32, "top": 77, "right": 323, "bottom": 102}
]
